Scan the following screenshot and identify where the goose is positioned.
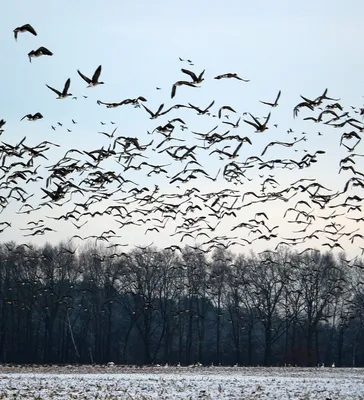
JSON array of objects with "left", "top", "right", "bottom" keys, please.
[
  {"left": 244, "top": 112, "right": 271, "bottom": 132},
  {"left": 181, "top": 68, "right": 205, "bottom": 84},
  {"left": 77, "top": 65, "right": 104, "bottom": 87},
  {"left": 13, "top": 24, "right": 37, "bottom": 41},
  {"left": 28, "top": 47, "right": 53, "bottom": 62},
  {"left": 171, "top": 81, "right": 197, "bottom": 99},
  {"left": 214, "top": 73, "right": 250, "bottom": 82},
  {"left": 21, "top": 112, "right": 43, "bottom": 121},
  {"left": 260, "top": 90, "right": 281, "bottom": 107},
  {"left": 46, "top": 78, "right": 72, "bottom": 99}
]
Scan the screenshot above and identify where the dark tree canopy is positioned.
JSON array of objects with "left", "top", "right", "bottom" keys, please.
[{"left": 0, "top": 240, "right": 363, "bottom": 367}]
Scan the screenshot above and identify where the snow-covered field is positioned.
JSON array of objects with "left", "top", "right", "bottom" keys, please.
[{"left": 0, "top": 365, "right": 363, "bottom": 399}]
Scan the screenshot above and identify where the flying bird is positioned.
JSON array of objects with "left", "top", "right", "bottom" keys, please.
[
  {"left": 21, "top": 112, "right": 43, "bottom": 121},
  {"left": 46, "top": 78, "right": 72, "bottom": 99},
  {"left": 77, "top": 65, "right": 104, "bottom": 87},
  {"left": 171, "top": 81, "right": 197, "bottom": 99},
  {"left": 260, "top": 90, "right": 281, "bottom": 107},
  {"left": 142, "top": 103, "right": 166, "bottom": 119},
  {"left": 214, "top": 73, "right": 250, "bottom": 82},
  {"left": 28, "top": 47, "right": 53, "bottom": 62},
  {"left": 181, "top": 68, "right": 205, "bottom": 84},
  {"left": 244, "top": 112, "right": 271, "bottom": 132},
  {"left": 13, "top": 24, "right": 37, "bottom": 41},
  {"left": 218, "top": 105, "right": 236, "bottom": 119}
]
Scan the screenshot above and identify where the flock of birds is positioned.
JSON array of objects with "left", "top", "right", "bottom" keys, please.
[{"left": 1, "top": 23, "right": 364, "bottom": 267}]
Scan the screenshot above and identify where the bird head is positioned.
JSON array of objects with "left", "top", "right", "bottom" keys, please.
[{"left": 28, "top": 51, "right": 34, "bottom": 62}]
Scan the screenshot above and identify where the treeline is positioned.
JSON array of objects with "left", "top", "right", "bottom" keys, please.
[{"left": 0, "top": 241, "right": 363, "bottom": 367}]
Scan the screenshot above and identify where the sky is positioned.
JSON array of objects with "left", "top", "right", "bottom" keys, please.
[{"left": 1, "top": 0, "right": 364, "bottom": 257}]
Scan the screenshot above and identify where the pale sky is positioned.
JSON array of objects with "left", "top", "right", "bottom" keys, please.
[{"left": 1, "top": 0, "right": 364, "bottom": 257}]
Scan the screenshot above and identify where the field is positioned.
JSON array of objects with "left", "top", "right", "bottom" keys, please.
[{"left": 0, "top": 365, "right": 362, "bottom": 399}]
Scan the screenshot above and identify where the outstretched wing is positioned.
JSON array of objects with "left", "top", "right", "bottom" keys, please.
[
  {"left": 92, "top": 65, "right": 102, "bottom": 82},
  {"left": 23, "top": 24, "right": 37, "bottom": 36},
  {"left": 46, "top": 84, "right": 61, "bottom": 97},
  {"left": 63, "top": 78, "right": 71, "bottom": 95},
  {"left": 275, "top": 90, "right": 281, "bottom": 104},
  {"left": 38, "top": 46, "right": 53, "bottom": 56},
  {"left": 181, "top": 68, "right": 197, "bottom": 81},
  {"left": 265, "top": 112, "right": 271, "bottom": 125},
  {"left": 260, "top": 100, "right": 274, "bottom": 107},
  {"left": 243, "top": 119, "right": 258, "bottom": 130},
  {"left": 142, "top": 104, "right": 154, "bottom": 117},
  {"left": 77, "top": 70, "right": 91, "bottom": 84}
]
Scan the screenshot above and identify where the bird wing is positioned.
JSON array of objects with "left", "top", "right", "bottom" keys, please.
[
  {"left": 235, "top": 75, "right": 250, "bottom": 82},
  {"left": 260, "top": 100, "right": 274, "bottom": 107},
  {"left": 23, "top": 24, "right": 37, "bottom": 36},
  {"left": 243, "top": 119, "right": 258, "bottom": 130},
  {"left": 261, "top": 142, "right": 275, "bottom": 156},
  {"left": 142, "top": 104, "right": 154, "bottom": 117},
  {"left": 63, "top": 78, "right": 71, "bottom": 95},
  {"left": 92, "top": 65, "right": 102, "bottom": 82},
  {"left": 275, "top": 90, "right": 281, "bottom": 104},
  {"left": 206, "top": 100, "right": 215, "bottom": 111},
  {"left": 38, "top": 47, "right": 53, "bottom": 55},
  {"left": 77, "top": 70, "right": 91, "bottom": 84},
  {"left": 46, "top": 84, "right": 62, "bottom": 97},
  {"left": 156, "top": 103, "right": 164, "bottom": 115},
  {"left": 171, "top": 84, "right": 177, "bottom": 99},
  {"left": 222, "top": 105, "right": 236, "bottom": 113},
  {"left": 248, "top": 113, "right": 261, "bottom": 126},
  {"left": 232, "top": 142, "right": 243, "bottom": 157},
  {"left": 181, "top": 68, "right": 197, "bottom": 81},
  {"left": 264, "top": 112, "right": 271, "bottom": 125}
]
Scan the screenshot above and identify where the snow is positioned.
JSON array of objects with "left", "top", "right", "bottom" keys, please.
[{"left": 0, "top": 366, "right": 362, "bottom": 399}]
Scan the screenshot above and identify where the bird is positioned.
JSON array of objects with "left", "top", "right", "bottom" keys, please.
[
  {"left": 28, "top": 47, "right": 53, "bottom": 63},
  {"left": 181, "top": 68, "right": 205, "bottom": 84},
  {"left": 13, "top": 24, "right": 37, "bottom": 41},
  {"left": 244, "top": 112, "right": 271, "bottom": 132},
  {"left": 77, "top": 65, "right": 104, "bottom": 87},
  {"left": 218, "top": 106, "right": 236, "bottom": 119},
  {"left": 223, "top": 117, "right": 241, "bottom": 128},
  {"left": 260, "top": 90, "right": 281, "bottom": 107},
  {"left": 214, "top": 73, "right": 250, "bottom": 82},
  {"left": 171, "top": 81, "right": 197, "bottom": 99},
  {"left": 142, "top": 103, "right": 166, "bottom": 119},
  {"left": 46, "top": 78, "right": 72, "bottom": 99},
  {"left": 20, "top": 113, "right": 43, "bottom": 121}
]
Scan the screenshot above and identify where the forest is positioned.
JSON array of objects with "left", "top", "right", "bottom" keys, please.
[{"left": 0, "top": 240, "right": 363, "bottom": 367}]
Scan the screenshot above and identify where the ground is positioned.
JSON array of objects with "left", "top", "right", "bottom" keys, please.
[{"left": 0, "top": 365, "right": 362, "bottom": 399}]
